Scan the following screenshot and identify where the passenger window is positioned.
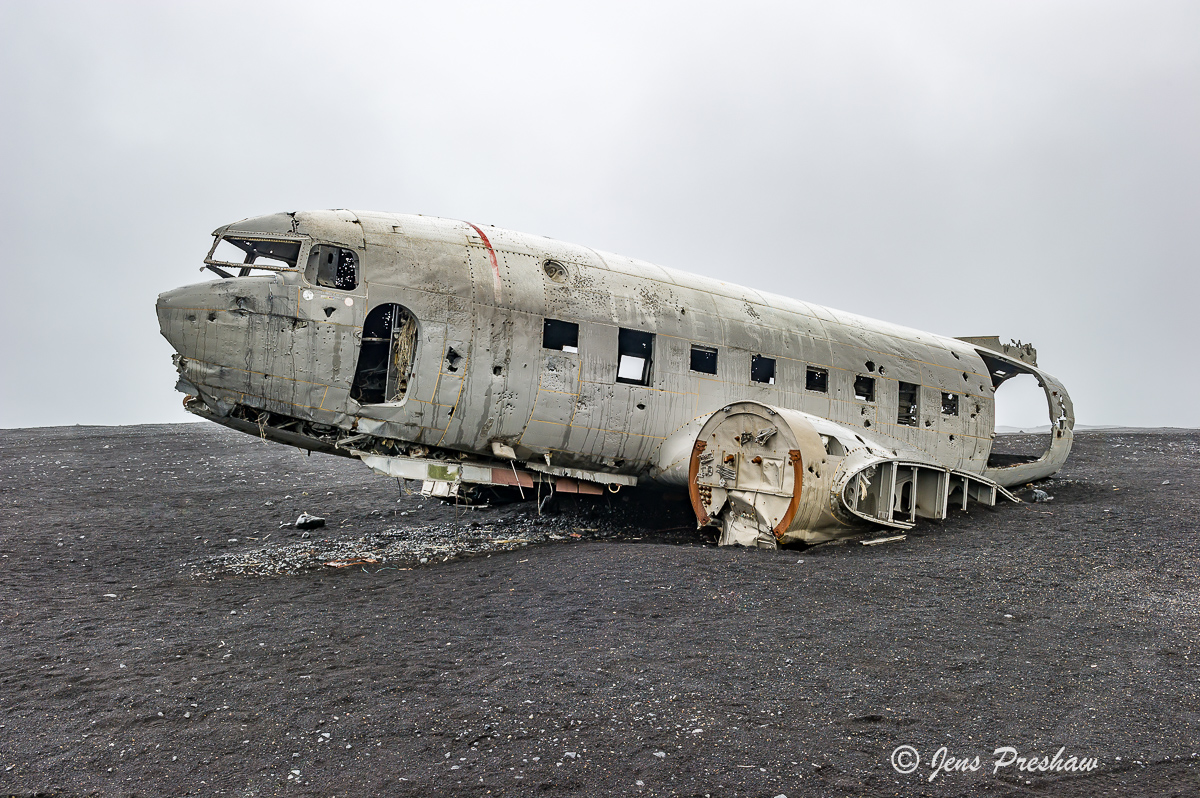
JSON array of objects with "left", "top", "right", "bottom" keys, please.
[
  {"left": 690, "top": 345, "right": 718, "bottom": 374},
  {"left": 941, "top": 392, "right": 960, "bottom": 416},
  {"left": 806, "top": 366, "right": 828, "bottom": 393},
  {"left": 616, "top": 328, "right": 654, "bottom": 385},
  {"left": 897, "top": 382, "right": 919, "bottom": 426},
  {"left": 543, "top": 319, "right": 579, "bottom": 352},
  {"left": 750, "top": 355, "right": 775, "bottom": 384},
  {"left": 854, "top": 375, "right": 875, "bottom": 402},
  {"left": 306, "top": 244, "right": 358, "bottom": 290}
]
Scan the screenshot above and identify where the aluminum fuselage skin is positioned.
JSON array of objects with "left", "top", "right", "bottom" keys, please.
[{"left": 156, "top": 210, "right": 1074, "bottom": 489}]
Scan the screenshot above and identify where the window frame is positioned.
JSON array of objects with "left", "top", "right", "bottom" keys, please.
[
  {"left": 689, "top": 344, "right": 718, "bottom": 375},
  {"left": 750, "top": 355, "right": 776, "bottom": 385},
  {"left": 304, "top": 243, "right": 360, "bottom": 291},
  {"left": 897, "top": 381, "right": 920, "bottom": 426},
  {"left": 542, "top": 318, "right": 580, "bottom": 353},
  {"left": 941, "top": 392, "right": 960, "bottom": 416},
  {"left": 854, "top": 374, "right": 876, "bottom": 402},
  {"left": 616, "top": 328, "right": 655, "bottom": 386}
]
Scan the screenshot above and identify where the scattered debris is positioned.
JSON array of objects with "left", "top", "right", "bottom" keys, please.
[
  {"left": 190, "top": 492, "right": 706, "bottom": 577},
  {"left": 861, "top": 535, "right": 907, "bottom": 546},
  {"left": 294, "top": 512, "right": 325, "bottom": 530}
]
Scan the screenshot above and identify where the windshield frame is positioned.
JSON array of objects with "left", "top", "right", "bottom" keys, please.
[{"left": 203, "top": 234, "right": 307, "bottom": 278}]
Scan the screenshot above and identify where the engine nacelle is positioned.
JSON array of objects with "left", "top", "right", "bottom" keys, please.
[
  {"left": 662, "top": 400, "right": 1018, "bottom": 547},
  {"left": 684, "top": 401, "right": 850, "bottom": 546}
]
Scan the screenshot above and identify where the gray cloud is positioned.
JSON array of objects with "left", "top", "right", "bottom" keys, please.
[{"left": 2, "top": 0, "right": 1196, "bottom": 427}]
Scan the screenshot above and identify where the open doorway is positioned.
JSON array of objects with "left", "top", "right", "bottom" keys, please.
[{"left": 351, "top": 304, "right": 418, "bottom": 404}]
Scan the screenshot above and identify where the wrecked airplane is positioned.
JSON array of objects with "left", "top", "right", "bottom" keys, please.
[{"left": 156, "top": 211, "right": 1073, "bottom": 547}]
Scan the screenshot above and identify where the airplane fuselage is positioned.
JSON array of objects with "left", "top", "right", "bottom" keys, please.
[{"left": 157, "top": 210, "right": 1074, "bottom": 545}]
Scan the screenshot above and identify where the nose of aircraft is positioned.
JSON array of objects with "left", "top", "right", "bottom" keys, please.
[{"left": 156, "top": 280, "right": 240, "bottom": 362}]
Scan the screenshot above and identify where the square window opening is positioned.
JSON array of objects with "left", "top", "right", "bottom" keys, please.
[
  {"left": 750, "top": 355, "right": 776, "bottom": 385},
  {"left": 941, "top": 392, "right": 959, "bottom": 416},
  {"left": 305, "top": 244, "right": 358, "bottom": 291},
  {"left": 542, "top": 319, "right": 579, "bottom": 353},
  {"left": 690, "top": 345, "right": 718, "bottom": 375},
  {"left": 897, "top": 382, "right": 919, "bottom": 426},
  {"left": 616, "top": 328, "right": 654, "bottom": 385},
  {"left": 854, "top": 375, "right": 876, "bottom": 402},
  {"left": 806, "top": 366, "right": 828, "bottom": 393}
]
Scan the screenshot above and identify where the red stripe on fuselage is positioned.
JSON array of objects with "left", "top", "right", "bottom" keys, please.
[{"left": 466, "top": 221, "right": 503, "bottom": 303}]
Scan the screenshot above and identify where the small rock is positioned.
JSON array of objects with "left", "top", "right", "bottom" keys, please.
[
  {"left": 295, "top": 512, "right": 326, "bottom": 530},
  {"left": 1031, "top": 489, "right": 1052, "bottom": 502},
  {"left": 653, "top": 751, "right": 666, "bottom": 758}
]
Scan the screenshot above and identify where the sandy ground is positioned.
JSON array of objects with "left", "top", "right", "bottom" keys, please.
[{"left": 1, "top": 423, "right": 1199, "bottom": 797}]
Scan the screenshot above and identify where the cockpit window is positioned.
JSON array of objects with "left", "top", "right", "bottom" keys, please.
[
  {"left": 306, "top": 244, "right": 359, "bottom": 290},
  {"left": 206, "top": 237, "right": 301, "bottom": 277}
]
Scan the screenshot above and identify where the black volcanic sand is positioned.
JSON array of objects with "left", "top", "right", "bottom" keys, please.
[{"left": 1, "top": 424, "right": 1199, "bottom": 798}]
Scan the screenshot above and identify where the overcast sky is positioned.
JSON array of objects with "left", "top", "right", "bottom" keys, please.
[{"left": 1, "top": 1, "right": 1197, "bottom": 429}]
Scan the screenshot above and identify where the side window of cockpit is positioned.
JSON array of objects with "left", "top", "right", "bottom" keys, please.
[{"left": 306, "top": 245, "right": 358, "bottom": 291}]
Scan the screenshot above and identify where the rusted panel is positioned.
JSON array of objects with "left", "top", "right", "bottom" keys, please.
[{"left": 491, "top": 467, "right": 535, "bottom": 488}]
